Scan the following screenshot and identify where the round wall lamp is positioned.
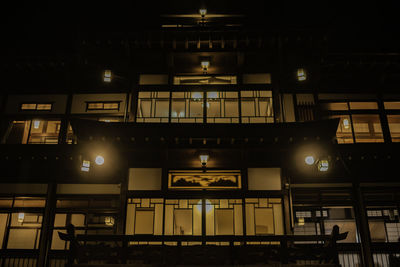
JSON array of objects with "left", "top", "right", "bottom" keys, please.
[{"left": 95, "top": 155, "right": 105, "bottom": 166}]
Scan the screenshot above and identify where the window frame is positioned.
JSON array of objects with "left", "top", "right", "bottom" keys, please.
[
  {"left": 20, "top": 102, "right": 54, "bottom": 112},
  {"left": 85, "top": 101, "right": 121, "bottom": 111}
]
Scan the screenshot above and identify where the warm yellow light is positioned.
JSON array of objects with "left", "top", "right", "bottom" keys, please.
[
  {"left": 343, "top": 118, "right": 350, "bottom": 129},
  {"left": 199, "top": 8, "right": 207, "bottom": 16},
  {"left": 305, "top": 156, "right": 315, "bottom": 165},
  {"left": 18, "top": 213, "right": 25, "bottom": 223},
  {"left": 199, "top": 154, "right": 209, "bottom": 166},
  {"left": 104, "top": 70, "right": 112, "bottom": 82},
  {"left": 318, "top": 159, "right": 329, "bottom": 172},
  {"left": 297, "top": 68, "right": 306, "bottom": 81},
  {"left": 95, "top": 155, "right": 105, "bottom": 166},
  {"left": 201, "top": 61, "right": 210, "bottom": 72},
  {"left": 81, "top": 160, "right": 90, "bottom": 172},
  {"left": 298, "top": 217, "right": 305, "bottom": 226},
  {"left": 196, "top": 199, "right": 212, "bottom": 213},
  {"left": 104, "top": 216, "right": 115, "bottom": 226},
  {"left": 33, "top": 120, "right": 41, "bottom": 129}
]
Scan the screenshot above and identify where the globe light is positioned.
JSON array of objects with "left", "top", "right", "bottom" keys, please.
[
  {"left": 95, "top": 155, "right": 105, "bottom": 166},
  {"left": 305, "top": 156, "right": 315, "bottom": 165}
]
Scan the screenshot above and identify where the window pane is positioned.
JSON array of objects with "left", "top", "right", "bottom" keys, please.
[
  {"left": 387, "top": 115, "right": 400, "bottom": 142},
  {"left": 215, "top": 209, "right": 234, "bottom": 235},
  {"left": 189, "top": 100, "right": 203, "bottom": 118},
  {"left": 254, "top": 208, "right": 274, "bottom": 235},
  {"left": 384, "top": 101, "right": 400, "bottom": 110},
  {"left": 174, "top": 209, "right": 192, "bottom": 235},
  {"left": 352, "top": 115, "right": 384, "bottom": 143},
  {"left": 135, "top": 210, "right": 154, "bottom": 234},
  {"left": 369, "top": 221, "right": 387, "bottom": 242},
  {"left": 241, "top": 99, "right": 255, "bottom": 116},
  {"left": 322, "top": 102, "right": 349, "bottom": 111},
  {"left": 36, "top": 104, "right": 52, "bottom": 110},
  {"left": 349, "top": 102, "right": 378, "bottom": 110},
  {"left": 21, "top": 103, "right": 37, "bottom": 110},
  {"left": 155, "top": 99, "right": 169, "bottom": 117},
  {"left": 87, "top": 103, "right": 103, "bottom": 109},
  {"left": 103, "top": 103, "right": 119, "bottom": 110},
  {"left": 171, "top": 99, "right": 186, "bottom": 118}
]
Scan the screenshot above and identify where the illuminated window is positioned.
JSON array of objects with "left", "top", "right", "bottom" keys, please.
[
  {"left": 245, "top": 198, "right": 283, "bottom": 239},
  {"left": 241, "top": 91, "right": 274, "bottom": 123},
  {"left": 21, "top": 103, "right": 52, "bottom": 111},
  {"left": 136, "top": 91, "right": 170, "bottom": 123},
  {"left": 384, "top": 101, "right": 400, "bottom": 110},
  {"left": 352, "top": 115, "right": 383, "bottom": 143},
  {"left": 387, "top": 115, "right": 400, "bottom": 142},
  {"left": 171, "top": 92, "right": 204, "bottom": 123},
  {"left": 322, "top": 101, "right": 383, "bottom": 143},
  {"left": 206, "top": 92, "right": 239, "bottom": 123},
  {"left": 6, "top": 120, "right": 61, "bottom": 144},
  {"left": 86, "top": 102, "right": 120, "bottom": 111}
]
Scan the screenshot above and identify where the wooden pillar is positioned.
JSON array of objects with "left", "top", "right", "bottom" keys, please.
[
  {"left": 353, "top": 183, "right": 374, "bottom": 267},
  {"left": 37, "top": 183, "right": 57, "bottom": 267}
]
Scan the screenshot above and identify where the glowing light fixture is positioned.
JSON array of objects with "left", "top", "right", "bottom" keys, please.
[
  {"left": 33, "top": 120, "right": 41, "bottom": 129},
  {"left": 196, "top": 199, "right": 212, "bottom": 213},
  {"left": 199, "top": 154, "right": 209, "bottom": 167},
  {"left": 104, "top": 70, "right": 112, "bottom": 82},
  {"left": 318, "top": 159, "right": 329, "bottom": 172},
  {"left": 343, "top": 118, "right": 350, "bottom": 129},
  {"left": 298, "top": 217, "right": 305, "bottom": 226},
  {"left": 201, "top": 61, "right": 210, "bottom": 72},
  {"left": 95, "top": 155, "right": 105, "bottom": 166},
  {"left": 81, "top": 160, "right": 90, "bottom": 172},
  {"left": 18, "top": 213, "right": 25, "bottom": 223},
  {"left": 305, "top": 156, "right": 315, "bottom": 165},
  {"left": 104, "top": 216, "right": 115, "bottom": 226},
  {"left": 297, "top": 68, "right": 307, "bottom": 81},
  {"left": 199, "top": 8, "right": 207, "bottom": 17}
]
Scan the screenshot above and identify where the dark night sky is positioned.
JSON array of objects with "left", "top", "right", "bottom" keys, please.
[{"left": 1, "top": 1, "right": 400, "bottom": 53}]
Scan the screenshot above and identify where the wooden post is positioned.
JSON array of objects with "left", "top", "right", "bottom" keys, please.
[{"left": 37, "top": 183, "right": 57, "bottom": 267}]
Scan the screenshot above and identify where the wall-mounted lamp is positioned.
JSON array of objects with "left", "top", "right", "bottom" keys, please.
[
  {"left": 104, "top": 70, "right": 112, "bottom": 82},
  {"left": 304, "top": 156, "right": 315, "bottom": 165},
  {"left": 199, "top": 154, "right": 209, "bottom": 168},
  {"left": 297, "top": 68, "right": 307, "bottom": 81},
  {"left": 201, "top": 61, "right": 210, "bottom": 73},
  {"left": 95, "top": 155, "right": 105, "bottom": 166},
  {"left": 318, "top": 159, "right": 329, "bottom": 172},
  {"left": 81, "top": 160, "right": 90, "bottom": 172},
  {"left": 33, "top": 120, "right": 41, "bottom": 129},
  {"left": 104, "top": 216, "right": 115, "bottom": 226},
  {"left": 18, "top": 213, "right": 25, "bottom": 223},
  {"left": 199, "top": 8, "right": 207, "bottom": 17}
]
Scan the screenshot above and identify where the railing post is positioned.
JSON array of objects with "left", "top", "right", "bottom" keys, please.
[
  {"left": 121, "top": 237, "right": 128, "bottom": 264},
  {"left": 280, "top": 236, "right": 289, "bottom": 264},
  {"left": 37, "top": 183, "right": 57, "bottom": 267}
]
